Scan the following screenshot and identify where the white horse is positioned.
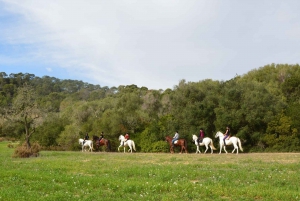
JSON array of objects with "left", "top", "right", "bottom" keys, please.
[
  {"left": 192, "top": 134, "right": 217, "bottom": 154},
  {"left": 214, "top": 131, "right": 243, "bottom": 154},
  {"left": 118, "top": 135, "right": 136, "bottom": 153},
  {"left": 79, "top": 139, "right": 93, "bottom": 152}
]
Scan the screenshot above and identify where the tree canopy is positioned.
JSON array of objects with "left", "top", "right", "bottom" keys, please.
[{"left": 1, "top": 64, "right": 300, "bottom": 152}]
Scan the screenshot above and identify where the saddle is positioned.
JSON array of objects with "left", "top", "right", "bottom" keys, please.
[{"left": 224, "top": 138, "right": 230, "bottom": 145}]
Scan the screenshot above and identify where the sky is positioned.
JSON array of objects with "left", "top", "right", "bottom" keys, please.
[{"left": 0, "top": 0, "right": 300, "bottom": 90}]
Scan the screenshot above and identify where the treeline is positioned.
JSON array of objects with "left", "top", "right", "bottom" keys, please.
[{"left": 1, "top": 63, "right": 300, "bottom": 152}]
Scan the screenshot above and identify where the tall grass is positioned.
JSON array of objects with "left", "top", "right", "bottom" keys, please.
[{"left": 0, "top": 141, "right": 299, "bottom": 201}]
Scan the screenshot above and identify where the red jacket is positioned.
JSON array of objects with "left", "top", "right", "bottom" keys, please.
[{"left": 125, "top": 134, "right": 129, "bottom": 139}]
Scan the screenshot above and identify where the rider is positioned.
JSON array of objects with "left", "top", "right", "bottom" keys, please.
[
  {"left": 123, "top": 133, "right": 130, "bottom": 146},
  {"left": 223, "top": 126, "right": 231, "bottom": 146},
  {"left": 198, "top": 128, "right": 205, "bottom": 144},
  {"left": 83, "top": 132, "right": 89, "bottom": 144},
  {"left": 172, "top": 131, "right": 179, "bottom": 147},
  {"left": 99, "top": 132, "right": 104, "bottom": 142}
]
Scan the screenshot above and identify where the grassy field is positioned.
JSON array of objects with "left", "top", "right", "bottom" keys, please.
[{"left": 0, "top": 141, "right": 299, "bottom": 201}]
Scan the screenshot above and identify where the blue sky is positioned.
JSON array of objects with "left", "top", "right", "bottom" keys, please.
[{"left": 1, "top": 0, "right": 300, "bottom": 90}]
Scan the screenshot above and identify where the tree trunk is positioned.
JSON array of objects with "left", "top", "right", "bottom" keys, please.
[{"left": 24, "top": 117, "right": 31, "bottom": 149}]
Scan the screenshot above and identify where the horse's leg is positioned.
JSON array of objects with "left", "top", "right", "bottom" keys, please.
[
  {"left": 231, "top": 144, "right": 236, "bottom": 154},
  {"left": 196, "top": 145, "right": 200, "bottom": 153},
  {"left": 183, "top": 144, "right": 187, "bottom": 154},
  {"left": 129, "top": 145, "right": 132, "bottom": 153},
  {"left": 223, "top": 145, "right": 228, "bottom": 154},
  {"left": 204, "top": 145, "right": 208, "bottom": 154},
  {"left": 219, "top": 143, "right": 222, "bottom": 154},
  {"left": 171, "top": 146, "right": 174, "bottom": 154},
  {"left": 233, "top": 143, "right": 238, "bottom": 154},
  {"left": 210, "top": 145, "right": 213, "bottom": 154}
]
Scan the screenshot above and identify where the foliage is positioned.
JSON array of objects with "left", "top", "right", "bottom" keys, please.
[
  {"left": 12, "top": 141, "right": 41, "bottom": 158},
  {"left": 1, "top": 64, "right": 300, "bottom": 152},
  {"left": 4, "top": 83, "right": 41, "bottom": 149},
  {"left": 57, "top": 125, "right": 81, "bottom": 151},
  {"left": 32, "top": 114, "right": 66, "bottom": 147},
  {"left": 151, "top": 141, "right": 169, "bottom": 153}
]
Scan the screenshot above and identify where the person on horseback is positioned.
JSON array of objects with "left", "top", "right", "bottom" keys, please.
[
  {"left": 83, "top": 132, "right": 89, "bottom": 144},
  {"left": 223, "top": 126, "right": 231, "bottom": 146},
  {"left": 123, "top": 133, "right": 129, "bottom": 146},
  {"left": 198, "top": 128, "right": 205, "bottom": 144},
  {"left": 124, "top": 133, "right": 129, "bottom": 141},
  {"left": 99, "top": 132, "right": 104, "bottom": 142},
  {"left": 172, "top": 131, "right": 179, "bottom": 147}
]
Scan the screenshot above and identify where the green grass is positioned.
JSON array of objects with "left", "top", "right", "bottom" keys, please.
[{"left": 0, "top": 141, "right": 300, "bottom": 201}]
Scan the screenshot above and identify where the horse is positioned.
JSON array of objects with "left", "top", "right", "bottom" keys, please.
[
  {"left": 78, "top": 139, "right": 93, "bottom": 152},
  {"left": 92, "top": 135, "right": 111, "bottom": 152},
  {"left": 192, "top": 134, "right": 217, "bottom": 154},
  {"left": 118, "top": 135, "right": 136, "bottom": 153},
  {"left": 165, "top": 136, "right": 188, "bottom": 154},
  {"left": 214, "top": 131, "right": 243, "bottom": 154}
]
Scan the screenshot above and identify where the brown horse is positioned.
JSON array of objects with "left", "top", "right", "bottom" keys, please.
[
  {"left": 93, "top": 135, "right": 111, "bottom": 152},
  {"left": 165, "top": 136, "right": 188, "bottom": 154}
]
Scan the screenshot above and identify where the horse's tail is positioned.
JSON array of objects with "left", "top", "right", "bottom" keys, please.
[
  {"left": 210, "top": 139, "right": 217, "bottom": 150},
  {"left": 238, "top": 138, "right": 243, "bottom": 152},
  {"left": 184, "top": 139, "right": 188, "bottom": 153},
  {"left": 132, "top": 141, "right": 136, "bottom": 151},
  {"left": 107, "top": 140, "right": 111, "bottom": 151}
]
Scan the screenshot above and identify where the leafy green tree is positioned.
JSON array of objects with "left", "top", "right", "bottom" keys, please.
[
  {"left": 6, "top": 83, "right": 40, "bottom": 148},
  {"left": 33, "top": 114, "right": 66, "bottom": 147},
  {"left": 57, "top": 124, "right": 81, "bottom": 150}
]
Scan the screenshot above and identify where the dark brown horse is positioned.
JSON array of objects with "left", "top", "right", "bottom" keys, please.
[
  {"left": 93, "top": 135, "right": 111, "bottom": 152},
  {"left": 165, "top": 136, "right": 188, "bottom": 154}
]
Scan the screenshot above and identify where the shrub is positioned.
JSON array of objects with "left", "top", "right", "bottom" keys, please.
[
  {"left": 152, "top": 141, "right": 169, "bottom": 153},
  {"left": 13, "top": 142, "right": 41, "bottom": 158}
]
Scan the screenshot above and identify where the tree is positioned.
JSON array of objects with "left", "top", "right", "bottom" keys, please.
[{"left": 7, "top": 83, "right": 40, "bottom": 149}]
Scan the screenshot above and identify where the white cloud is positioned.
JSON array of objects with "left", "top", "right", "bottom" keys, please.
[{"left": 1, "top": 0, "right": 300, "bottom": 89}]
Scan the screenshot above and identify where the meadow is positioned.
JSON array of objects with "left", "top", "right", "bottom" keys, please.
[{"left": 0, "top": 141, "right": 299, "bottom": 201}]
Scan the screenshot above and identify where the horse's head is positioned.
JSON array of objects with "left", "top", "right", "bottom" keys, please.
[
  {"left": 215, "top": 131, "right": 223, "bottom": 138},
  {"left": 119, "top": 135, "right": 124, "bottom": 141},
  {"left": 192, "top": 134, "right": 197, "bottom": 141},
  {"left": 165, "top": 136, "right": 171, "bottom": 142}
]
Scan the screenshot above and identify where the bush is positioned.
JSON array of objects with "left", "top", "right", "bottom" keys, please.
[
  {"left": 152, "top": 141, "right": 169, "bottom": 153},
  {"left": 13, "top": 142, "right": 41, "bottom": 158}
]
